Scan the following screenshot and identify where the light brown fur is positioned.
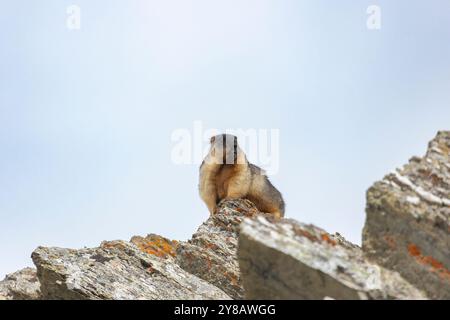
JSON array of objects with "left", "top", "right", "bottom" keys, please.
[{"left": 199, "top": 134, "right": 285, "bottom": 218}]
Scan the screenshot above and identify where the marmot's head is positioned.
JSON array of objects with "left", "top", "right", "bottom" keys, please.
[{"left": 208, "top": 134, "right": 243, "bottom": 165}]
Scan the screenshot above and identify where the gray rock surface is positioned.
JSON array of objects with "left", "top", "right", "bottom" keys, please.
[
  {"left": 363, "top": 131, "right": 450, "bottom": 299},
  {"left": 3, "top": 132, "right": 447, "bottom": 300},
  {"left": 31, "top": 240, "right": 230, "bottom": 300},
  {"left": 175, "top": 199, "right": 268, "bottom": 299},
  {"left": 238, "top": 216, "right": 427, "bottom": 300},
  {"left": 0, "top": 267, "right": 41, "bottom": 300}
]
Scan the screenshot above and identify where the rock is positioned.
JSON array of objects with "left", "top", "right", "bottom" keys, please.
[
  {"left": 175, "top": 199, "right": 268, "bottom": 299},
  {"left": 10, "top": 132, "right": 448, "bottom": 300},
  {"left": 0, "top": 267, "right": 41, "bottom": 300},
  {"left": 28, "top": 199, "right": 266, "bottom": 300},
  {"left": 238, "top": 216, "right": 427, "bottom": 300},
  {"left": 363, "top": 131, "right": 450, "bottom": 299},
  {"left": 31, "top": 240, "right": 230, "bottom": 300},
  {"left": 130, "top": 234, "right": 179, "bottom": 260}
]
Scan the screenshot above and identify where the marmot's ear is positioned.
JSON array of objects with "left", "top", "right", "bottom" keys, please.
[{"left": 210, "top": 136, "right": 216, "bottom": 144}]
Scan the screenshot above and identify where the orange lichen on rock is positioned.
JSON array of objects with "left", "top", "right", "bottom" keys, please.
[
  {"left": 321, "top": 233, "right": 337, "bottom": 246},
  {"left": 408, "top": 244, "right": 421, "bottom": 257},
  {"left": 203, "top": 241, "right": 219, "bottom": 251},
  {"left": 206, "top": 256, "right": 212, "bottom": 270},
  {"left": 292, "top": 227, "right": 338, "bottom": 246},
  {"left": 224, "top": 271, "right": 239, "bottom": 287},
  {"left": 131, "top": 234, "right": 178, "bottom": 259},
  {"left": 408, "top": 243, "right": 450, "bottom": 281},
  {"left": 292, "top": 226, "right": 319, "bottom": 243}
]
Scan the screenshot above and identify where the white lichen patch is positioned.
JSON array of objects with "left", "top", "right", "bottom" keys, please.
[
  {"left": 406, "top": 196, "right": 421, "bottom": 205},
  {"left": 393, "top": 171, "right": 450, "bottom": 207}
]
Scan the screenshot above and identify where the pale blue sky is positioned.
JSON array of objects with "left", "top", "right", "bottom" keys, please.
[{"left": 1, "top": 1, "right": 449, "bottom": 277}]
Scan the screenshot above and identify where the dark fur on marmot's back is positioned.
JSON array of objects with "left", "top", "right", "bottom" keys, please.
[{"left": 199, "top": 134, "right": 285, "bottom": 218}]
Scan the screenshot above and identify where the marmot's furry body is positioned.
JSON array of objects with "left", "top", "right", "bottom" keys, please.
[{"left": 199, "top": 134, "right": 285, "bottom": 218}]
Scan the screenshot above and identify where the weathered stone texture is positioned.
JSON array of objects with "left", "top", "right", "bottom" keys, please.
[
  {"left": 0, "top": 267, "right": 41, "bottom": 300},
  {"left": 239, "top": 216, "right": 427, "bottom": 300},
  {"left": 32, "top": 240, "right": 230, "bottom": 300},
  {"left": 176, "top": 199, "right": 267, "bottom": 299},
  {"left": 363, "top": 131, "right": 450, "bottom": 299}
]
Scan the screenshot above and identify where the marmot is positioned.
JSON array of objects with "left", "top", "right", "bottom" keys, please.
[{"left": 199, "top": 134, "right": 285, "bottom": 218}]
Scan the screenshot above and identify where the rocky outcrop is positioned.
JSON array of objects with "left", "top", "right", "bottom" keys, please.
[
  {"left": 0, "top": 268, "right": 41, "bottom": 300},
  {"left": 31, "top": 240, "right": 230, "bottom": 300},
  {"left": 28, "top": 200, "right": 264, "bottom": 300},
  {"left": 2, "top": 131, "right": 448, "bottom": 300},
  {"left": 175, "top": 199, "right": 267, "bottom": 299},
  {"left": 363, "top": 131, "right": 450, "bottom": 299},
  {"left": 238, "top": 216, "right": 427, "bottom": 300}
]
